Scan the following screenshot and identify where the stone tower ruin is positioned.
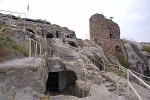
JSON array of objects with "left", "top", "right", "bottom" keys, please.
[{"left": 89, "top": 13, "right": 121, "bottom": 55}]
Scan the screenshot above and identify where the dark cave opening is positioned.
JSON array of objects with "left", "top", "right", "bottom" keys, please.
[
  {"left": 110, "top": 33, "right": 112, "bottom": 38},
  {"left": 46, "top": 33, "right": 54, "bottom": 38},
  {"left": 56, "top": 31, "right": 60, "bottom": 38},
  {"left": 46, "top": 71, "right": 77, "bottom": 96},
  {"left": 26, "top": 29, "right": 35, "bottom": 34},
  {"left": 68, "top": 42, "right": 78, "bottom": 48}
]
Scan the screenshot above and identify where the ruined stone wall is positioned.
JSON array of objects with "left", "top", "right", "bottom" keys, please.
[{"left": 89, "top": 13, "right": 121, "bottom": 55}]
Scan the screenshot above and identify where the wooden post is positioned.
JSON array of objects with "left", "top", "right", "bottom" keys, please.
[
  {"left": 29, "top": 38, "right": 31, "bottom": 57},
  {"left": 127, "top": 69, "right": 129, "bottom": 95},
  {"left": 116, "top": 82, "right": 119, "bottom": 95}
]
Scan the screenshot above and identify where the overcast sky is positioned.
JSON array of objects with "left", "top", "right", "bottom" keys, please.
[{"left": 0, "top": 0, "right": 150, "bottom": 42}]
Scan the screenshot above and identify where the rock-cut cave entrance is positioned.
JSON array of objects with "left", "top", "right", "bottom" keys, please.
[
  {"left": 46, "top": 33, "right": 54, "bottom": 38},
  {"left": 68, "top": 42, "right": 78, "bottom": 48},
  {"left": 46, "top": 72, "right": 59, "bottom": 92},
  {"left": 46, "top": 71, "right": 77, "bottom": 96}
]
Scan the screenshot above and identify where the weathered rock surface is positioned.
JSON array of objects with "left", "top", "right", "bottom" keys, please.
[
  {"left": 123, "top": 41, "right": 150, "bottom": 80},
  {"left": 0, "top": 57, "right": 47, "bottom": 100}
]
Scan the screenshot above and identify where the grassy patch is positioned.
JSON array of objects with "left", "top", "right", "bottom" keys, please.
[
  {"left": 106, "top": 64, "right": 123, "bottom": 76},
  {"left": 0, "top": 37, "right": 28, "bottom": 59},
  {"left": 115, "top": 46, "right": 122, "bottom": 52},
  {"left": 143, "top": 46, "right": 150, "bottom": 53},
  {"left": 0, "top": 22, "right": 9, "bottom": 30},
  {"left": 0, "top": 22, "right": 3, "bottom": 30},
  {"left": 116, "top": 54, "right": 130, "bottom": 69}
]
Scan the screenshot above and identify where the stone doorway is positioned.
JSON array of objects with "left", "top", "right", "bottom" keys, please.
[
  {"left": 46, "top": 72, "right": 59, "bottom": 92},
  {"left": 46, "top": 71, "right": 77, "bottom": 96}
]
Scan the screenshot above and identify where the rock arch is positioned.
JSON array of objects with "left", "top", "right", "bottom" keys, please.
[{"left": 46, "top": 59, "right": 78, "bottom": 96}]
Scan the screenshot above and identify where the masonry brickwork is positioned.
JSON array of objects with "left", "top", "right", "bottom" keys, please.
[{"left": 89, "top": 13, "right": 122, "bottom": 55}]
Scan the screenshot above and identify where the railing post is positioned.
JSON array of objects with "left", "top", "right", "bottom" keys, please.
[
  {"left": 35, "top": 42, "right": 37, "bottom": 57},
  {"left": 44, "top": 38, "right": 47, "bottom": 51},
  {"left": 40, "top": 44, "right": 42, "bottom": 56},
  {"left": 50, "top": 47, "right": 51, "bottom": 56},
  {"left": 127, "top": 69, "right": 129, "bottom": 95},
  {"left": 116, "top": 82, "right": 119, "bottom": 95},
  {"left": 29, "top": 38, "right": 31, "bottom": 57}
]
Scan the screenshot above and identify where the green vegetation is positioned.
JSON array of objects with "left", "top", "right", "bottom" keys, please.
[
  {"left": 94, "top": 38, "right": 97, "bottom": 43},
  {"left": 115, "top": 46, "right": 122, "bottom": 52},
  {"left": 143, "top": 46, "right": 150, "bottom": 54},
  {"left": 107, "top": 67, "right": 123, "bottom": 76},
  {"left": 0, "top": 22, "right": 9, "bottom": 30},
  {"left": 104, "top": 60, "right": 123, "bottom": 76},
  {"left": 0, "top": 37, "right": 28, "bottom": 60},
  {"left": 116, "top": 54, "right": 130, "bottom": 69},
  {"left": 0, "top": 22, "right": 3, "bottom": 30}
]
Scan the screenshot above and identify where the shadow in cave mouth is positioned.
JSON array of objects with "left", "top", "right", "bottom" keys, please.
[{"left": 46, "top": 71, "right": 77, "bottom": 96}]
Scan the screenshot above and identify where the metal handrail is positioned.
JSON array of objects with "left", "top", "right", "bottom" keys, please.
[
  {"left": 128, "top": 69, "right": 150, "bottom": 89},
  {"left": 115, "top": 69, "right": 150, "bottom": 100},
  {"left": 131, "top": 70, "right": 150, "bottom": 80}
]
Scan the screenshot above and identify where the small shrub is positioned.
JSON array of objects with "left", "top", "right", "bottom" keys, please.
[
  {"left": 94, "top": 38, "right": 97, "bottom": 43},
  {"left": 116, "top": 54, "right": 130, "bottom": 69},
  {"left": 143, "top": 46, "right": 150, "bottom": 53},
  {"left": 115, "top": 46, "right": 122, "bottom": 52}
]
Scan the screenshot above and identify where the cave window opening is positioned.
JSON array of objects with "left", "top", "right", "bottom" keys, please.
[
  {"left": 110, "top": 33, "right": 112, "bottom": 38},
  {"left": 56, "top": 31, "right": 60, "bottom": 38},
  {"left": 68, "top": 42, "right": 78, "bottom": 48},
  {"left": 67, "top": 35, "right": 70, "bottom": 38},
  {"left": 46, "top": 33, "right": 54, "bottom": 38}
]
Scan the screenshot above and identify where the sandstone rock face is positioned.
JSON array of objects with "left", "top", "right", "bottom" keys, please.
[{"left": 0, "top": 57, "right": 47, "bottom": 100}]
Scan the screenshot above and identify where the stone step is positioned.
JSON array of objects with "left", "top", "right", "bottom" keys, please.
[{"left": 104, "top": 82, "right": 117, "bottom": 91}]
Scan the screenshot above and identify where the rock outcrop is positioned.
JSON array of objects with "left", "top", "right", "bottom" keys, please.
[
  {"left": 124, "top": 40, "right": 150, "bottom": 80},
  {"left": 0, "top": 57, "right": 47, "bottom": 100}
]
